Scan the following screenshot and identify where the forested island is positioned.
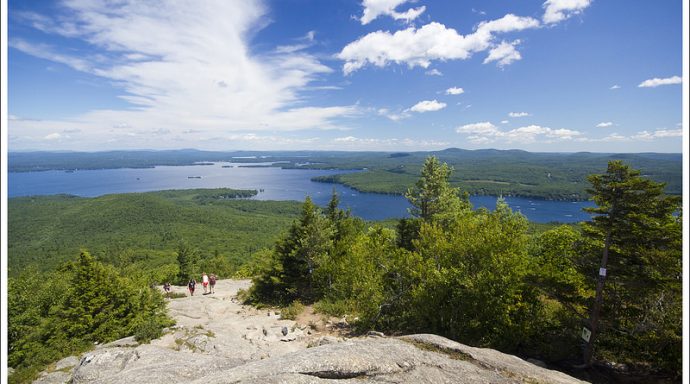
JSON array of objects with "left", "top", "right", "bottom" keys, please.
[
  {"left": 7, "top": 156, "right": 682, "bottom": 383},
  {"left": 9, "top": 149, "right": 682, "bottom": 201}
]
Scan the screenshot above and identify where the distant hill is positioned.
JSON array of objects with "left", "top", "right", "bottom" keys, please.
[{"left": 9, "top": 149, "right": 681, "bottom": 200}]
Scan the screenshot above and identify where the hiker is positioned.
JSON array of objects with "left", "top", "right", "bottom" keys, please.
[
  {"left": 188, "top": 278, "right": 196, "bottom": 296},
  {"left": 209, "top": 274, "right": 216, "bottom": 294},
  {"left": 202, "top": 272, "right": 209, "bottom": 294},
  {"left": 163, "top": 282, "right": 171, "bottom": 297}
]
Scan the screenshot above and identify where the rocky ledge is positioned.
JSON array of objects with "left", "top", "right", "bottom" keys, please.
[{"left": 32, "top": 280, "right": 587, "bottom": 383}]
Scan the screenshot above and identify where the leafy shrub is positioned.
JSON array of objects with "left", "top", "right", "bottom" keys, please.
[{"left": 280, "top": 300, "right": 305, "bottom": 320}]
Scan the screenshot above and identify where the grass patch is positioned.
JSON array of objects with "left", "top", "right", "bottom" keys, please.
[
  {"left": 280, "top": 300, "right": 305, "bottom": 320},
  {"left": 403, "top": 339, "right": 475, "bottom": 362}
]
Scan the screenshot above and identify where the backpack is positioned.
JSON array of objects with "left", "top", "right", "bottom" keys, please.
[
  {"left": 210, "top": 275, "right": 216, "bottom": 284},
  {"left": 189, "top": 280, "right": 195, "bottom": 288}
]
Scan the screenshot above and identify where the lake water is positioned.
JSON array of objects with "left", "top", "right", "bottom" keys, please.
[{"left": 8, "top": 162, "right": 594, "bottom": 222}]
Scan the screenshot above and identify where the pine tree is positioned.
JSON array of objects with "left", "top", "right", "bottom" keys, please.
[
  {"left": 405, "top": 156, "right": 470, "bottom": 224},
  {"left": 581, "top": 160, "right": 681, "bottom": 370},
  {"left": 176, "top": 242, "right": 200, "bottom": 284}
]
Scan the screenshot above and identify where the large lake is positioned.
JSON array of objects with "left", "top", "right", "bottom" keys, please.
[{"left": 8, "top": 162, "right": 594, "bottom": 223}]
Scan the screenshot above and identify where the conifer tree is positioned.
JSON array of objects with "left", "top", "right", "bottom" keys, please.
[
  {"left": 581, "top": 160, "right": 681, "bottom": 369},
  {"left": 405, "top": 156, "right": 470, "bottom": 224}
]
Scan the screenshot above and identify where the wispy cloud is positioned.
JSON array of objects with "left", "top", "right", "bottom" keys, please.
[
  {"left": 9, "top": 1, "right": 354, "bottom": 150},
  {"left": 425, "top": 69, "right": 443, "bottom": 76},
  {"left": 508, "top": 111, "right": 530, "bottom": 117},
  {"left": 596, "top": 121, "right": 613, "bottom": 128},
  {"left": 331, "top": 136, "right": 449, "bottom": 150},
  {"left": 609, "top": 84, "right": 621, "bottom": 90},
  {"left": 359, "top": 0, "right": 426, "bottom": 25},
  {"left": 638, "top": 76, "right": 682, "bottom": 88}
]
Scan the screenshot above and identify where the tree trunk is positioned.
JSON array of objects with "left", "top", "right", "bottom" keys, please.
[{"left": 583, "top": 229, "right": 611, "bottom": 365}]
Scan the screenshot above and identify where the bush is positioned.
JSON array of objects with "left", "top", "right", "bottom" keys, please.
[{"left": 280, "top": 301, "right": 305, "bottom": 320}]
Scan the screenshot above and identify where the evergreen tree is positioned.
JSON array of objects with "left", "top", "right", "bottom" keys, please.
[
  {"left": 249, "top": 197, "right": 334, "bottom": 304},
  {"left": 405, "top": 156, "right": 470, "bottom": 224},
  {"left": 581, "top": 160, "right": 681, "bottom": 372},
  {"left": 176, "top": 242, "right": 200, "bottom": 284}
]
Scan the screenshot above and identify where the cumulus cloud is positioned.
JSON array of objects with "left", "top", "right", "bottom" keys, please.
[
  {"left": 508, "top": 111, "right": 530, "bottom": 117},
  {"left": 542, "top": 0, "right": 592, "bottom": 24},
  {"left": 596, "top": 121, "right": 613, "bottom": 128},
  {"left": 483, "top": 40, "right": 522, "bottom": 67},
  {"left": 409, "top": 100, "right": 447, "bottom": 113},
  {"left": 445, "top": 87, "right": 464, "bottom": 95},
  {"left": 456, "top": 121, "right": 582, "bottom": 143},
  {"left": 338, "top": 14, "right": 540, "bottom": 74},
  {"left": 359, "top": 0, "right": 426, "bottom": 25},
  {"left": 9, "top": 1, "right": 355, "bottom": 150},
  {"left": 638, "top": 76, "right": 682, "bottom": 88}
]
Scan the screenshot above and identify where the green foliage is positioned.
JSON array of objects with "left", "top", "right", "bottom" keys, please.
[
  {"left": 176, "top": 242, "right": 200, "bottom": 284},
  {"left": 405, "top": 156, "right": 470, "bottom": 223},
  {"left": 8, "top": 189, "right": 301, "bottom": 276},
  {"left": 580, "top": 160, "right": 682, "bottom": 374},
  {"left": 280, "top": 300, "right": 305, "bottom": 320},
  {"left": 248, "top": 197, "right": 335, "bottom": 304},
  {"left": 8, "top": 251, "right": 173, "bottom": 382}
]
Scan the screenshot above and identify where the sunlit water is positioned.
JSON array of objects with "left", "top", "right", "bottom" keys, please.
[{"left": 9, "top": 162, "right": 594, "bottom": 222}]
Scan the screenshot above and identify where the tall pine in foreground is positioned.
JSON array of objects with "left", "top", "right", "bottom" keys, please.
[{"left": 581, "top": 160, "right": 681, "bottom": 373}]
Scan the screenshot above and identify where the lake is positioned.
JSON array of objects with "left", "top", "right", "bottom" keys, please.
[{"left": 8, "top": 162, "right": 594, "bottom": 222}]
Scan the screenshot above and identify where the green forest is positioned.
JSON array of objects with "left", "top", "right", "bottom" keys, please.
[
  {"left": 245, "top": 157, "right": 682, "bottom": 380},
  {"left": 7, "top": 159, "right": 682, "bottom": 382}
]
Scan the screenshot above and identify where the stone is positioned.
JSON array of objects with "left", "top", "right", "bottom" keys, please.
[
  {"left": 54, "top": 356, "right": 80, "bottom": 371},
  {"left": 281, "top": 326, "right": 289, "bottom": 336}
]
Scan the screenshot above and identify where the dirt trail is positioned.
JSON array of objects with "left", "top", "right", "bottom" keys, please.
[{"left": 151, "top": 279, "right": 339, "bottom": 361}]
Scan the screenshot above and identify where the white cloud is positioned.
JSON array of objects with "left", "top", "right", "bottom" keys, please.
[
  {"left": 483, "top": 40, "right": 522, "bottom": 67},
  {"left": 359, "top": 0, "right": 426, "bottom": 25},
  {"left": 542, "top": 0, "right": 592, "bottom": 24},
  {"left": 338, "top": 14, "right": 540, "bottom": 74},
  {"left": 409, "top": 100, "right": 447, "bottom": 113},
  {"left": 638, "top": 76, "right": 682, "bottom": 88},
  {"left": 425, "top": 69, "right": 443, "bottom": 76},
  {"left": 596, "top": 121, "right": 613, "bottom": 128},
  {"left": 456, "top": 122, "right": 501, "bottom": 135},
  {"left": 609, "top": 84, "right": 621, "bottom": 90},
  {"left": 508, "top": 111, "right": 530, "bottom": 117},
  {"left": 632, "top": 129, "right": 683, "bottom": 140},
  {"left": 445, "top": 87, "right": 464, "bottom": 95},
  {"left": 331, "top": 136, "right": 449, "bottom": 150},
  {"left": 500, "top": 120, "right": 509, "bottom": 124},
  {"left": 456, "top": 122, "right": 582, "bottom": 143},
  {"left": 44, "top": 133, "right": 63, "bottom": 140},
  {"left": 378, "top": 108, "right": 410, "bottom": 121},
  {"left": 9, "top": 1, "right": 355, "bottom": 150}
]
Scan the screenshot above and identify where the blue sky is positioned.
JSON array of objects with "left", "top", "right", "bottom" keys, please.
[{"left": 5, "top": 0, "right": 685, "bottom": 152}]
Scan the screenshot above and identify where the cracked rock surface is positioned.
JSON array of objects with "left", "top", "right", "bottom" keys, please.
[{"left": 36, "top": 280, "right": 586, "bottom": 384}]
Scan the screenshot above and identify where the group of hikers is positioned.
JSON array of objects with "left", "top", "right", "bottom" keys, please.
[{"left": 162, "top": 272, "right": 217, "bottom": 297}]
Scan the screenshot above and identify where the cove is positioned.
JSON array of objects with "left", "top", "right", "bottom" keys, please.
[{"left": 8, "top": 162, "right": 594, "bottom": 222}]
